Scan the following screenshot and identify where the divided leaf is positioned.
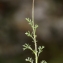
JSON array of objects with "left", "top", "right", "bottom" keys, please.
[
  {"left": 38, "top": 46, "right": 45, "bottom": 57},
  {"left": 25, "top": 57, "right": 34, "bottom": 63}
]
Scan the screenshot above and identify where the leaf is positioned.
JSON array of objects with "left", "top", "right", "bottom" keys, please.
[
  {"left": 25, "top": 57, "right": 34, "bottom": 63},
  {"left": 38, "top": 46, "right": 45, "bottom": 57},
  {"left": 41, "top": 60, "right": 47, "bottom": 63}
]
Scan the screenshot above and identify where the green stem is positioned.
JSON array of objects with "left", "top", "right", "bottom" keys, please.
[{"left": 32, "top": 0, "right": 38, "bottom": 63}]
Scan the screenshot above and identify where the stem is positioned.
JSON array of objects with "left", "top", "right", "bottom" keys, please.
[{"left": 32, "top": 0, "right": 38, "bottom": 63}]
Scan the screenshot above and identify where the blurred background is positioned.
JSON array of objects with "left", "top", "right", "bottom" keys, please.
[{"left": 0, "top": 0, "right": 63, "bottom": 63}]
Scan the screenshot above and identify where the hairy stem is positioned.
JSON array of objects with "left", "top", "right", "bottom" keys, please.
[{"left": 32, "top": 0, "right": 38, "bottom": 63}]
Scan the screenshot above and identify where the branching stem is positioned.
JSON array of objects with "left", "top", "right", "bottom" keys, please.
[{"left": 32, "top": 0, "right": 38, "bottom": 63}]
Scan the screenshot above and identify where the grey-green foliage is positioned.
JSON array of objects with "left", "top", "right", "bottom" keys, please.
[{"left": 23, "top": 18, "right": 47, "bottom": 63}]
